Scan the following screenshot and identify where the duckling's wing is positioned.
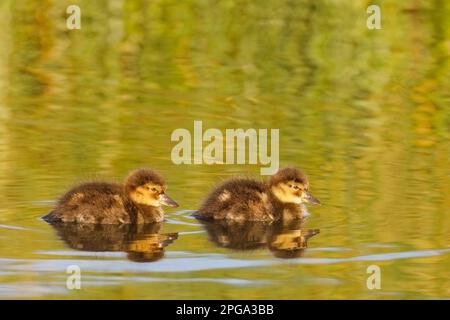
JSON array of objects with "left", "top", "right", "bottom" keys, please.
[
  {"left": 44, "top": 182, "right": 130, "bottom": 224},
  {"left": 198, "top": 178, "right": 272, "bottom": 221}
]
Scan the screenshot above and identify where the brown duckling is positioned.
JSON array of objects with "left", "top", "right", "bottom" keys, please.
[
  {"left": 43, "top": 168, "right": 179, "bottom": 224},
  {"left": 196, "top": 167, "right": 320, "bottom": 221}
]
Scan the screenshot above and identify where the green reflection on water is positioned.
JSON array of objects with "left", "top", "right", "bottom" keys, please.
[{"left": 0, "top": 0, "right": 449, "bottom": 299}]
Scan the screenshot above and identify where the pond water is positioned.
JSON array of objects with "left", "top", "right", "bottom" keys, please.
[{"left": 0, "top": 1, "right": 449, "bottom": 299}]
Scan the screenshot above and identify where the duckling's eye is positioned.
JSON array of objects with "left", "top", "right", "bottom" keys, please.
[
  {"left": 292, "top": 185, "right": 299, "bottom": 190},
  {"left": 151, "top": 187, "right": 158, "bottom": 192}
]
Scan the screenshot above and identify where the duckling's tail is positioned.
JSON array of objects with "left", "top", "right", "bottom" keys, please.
[
  {"left": 191, "top": 210, "right": 212, "bottom": 221},
  {"left": 41, "top": 211, "right": 59, "bottom": 223}
]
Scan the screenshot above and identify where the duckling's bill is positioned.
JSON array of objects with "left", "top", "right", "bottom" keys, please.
[
  {"left": 304, "top": 191, "right": 320, "bottom": 205},
  {"left": 160, "top": 193, "right": 179, "bottom": 207}
]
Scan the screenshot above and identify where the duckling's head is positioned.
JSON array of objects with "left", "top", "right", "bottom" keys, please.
[
  {"left": 124, "top": 169, "right": 179, "bottom": 208},
  {"left": 269, "top": 167, "right": 320, "bottom": 205}
]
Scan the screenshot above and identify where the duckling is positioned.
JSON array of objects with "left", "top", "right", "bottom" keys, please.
[
  {"left": 43, "top": 168, "right": 179, "bottom": 224},
  {"left": 196, "top": 167, "right": 320, "bottom": 221}
]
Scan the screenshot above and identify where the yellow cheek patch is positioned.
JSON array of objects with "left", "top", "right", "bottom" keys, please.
[
  {"left": 271, "top": 184, "right": 303, "bottom": 204},
  {"left": 130, "top": 189, "right": 160, "bottom": 207}
]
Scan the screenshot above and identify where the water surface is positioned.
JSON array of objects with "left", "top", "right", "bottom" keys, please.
[{"left": 0, "top": 0, "right": 449, "bottom": 299}]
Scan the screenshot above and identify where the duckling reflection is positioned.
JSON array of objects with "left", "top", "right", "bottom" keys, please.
[
  {"left": 48, "top": 222, "right": 178, "bottom": 262},
  {"left": 199, "top": 219, "right": 319, "bottom": 259}
]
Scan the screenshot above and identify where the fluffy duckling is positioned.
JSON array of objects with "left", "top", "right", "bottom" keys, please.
[
  {"left": 43, "top": 168, "right": 179, "bottom": 224},
  {"left": 196, "top": 167, "right": 320, "bottom": 221}
]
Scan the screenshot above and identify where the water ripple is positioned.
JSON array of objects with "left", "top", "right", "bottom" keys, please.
[{"left": 2, "top": 248, "right": 449, "bottom": 274}]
